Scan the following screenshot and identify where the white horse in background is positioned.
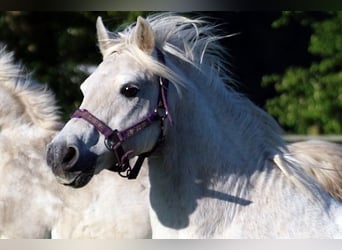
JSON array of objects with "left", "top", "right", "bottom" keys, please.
[
  {"left": 47, "top": 13, "right": 342, "bottom": 238},
  {"left": 287, "top": 140, "right": 342, "bottom": 201},
  {"left": 0, "top": 48, "right": 151, "bottom": 239}
]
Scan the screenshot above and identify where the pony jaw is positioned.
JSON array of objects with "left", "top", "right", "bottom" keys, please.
[{"left": 54, "top": 170, "right": 94, "bottom": 188}]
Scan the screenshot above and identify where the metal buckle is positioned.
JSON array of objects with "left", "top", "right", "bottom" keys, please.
[
  {"left": 104, "top": 137, "right": 114, "bottom": 151},
  {"left": 155, "top": 107, "right": 167, "bottom": 119}
]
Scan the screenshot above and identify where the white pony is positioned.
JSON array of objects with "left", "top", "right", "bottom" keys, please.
[
  {"left": 47, "top": 14, "right": 342, "bottom": 238},
  {"left": 0, "top": 47, "right": 340, "bottom": 240},
  {"left": 0, "top": 48, "right": 151, "bottom": 238}
]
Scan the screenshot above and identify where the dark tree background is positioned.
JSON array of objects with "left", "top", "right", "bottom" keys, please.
[
  {"left": 1, "top": 11, "right": 339, "bottom": 134},
  {"left": 0, "top": 12, "right": 147, "bottom": 119},
  {"left": 262, "top": 12, "right": 342, "bottom": 134}
]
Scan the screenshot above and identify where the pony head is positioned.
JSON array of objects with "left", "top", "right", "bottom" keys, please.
[{"left": 47, "top": 15, "right": 179, "bottom": 187}]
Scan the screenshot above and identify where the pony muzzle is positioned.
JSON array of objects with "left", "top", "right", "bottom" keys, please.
[{"left": 46, "top": 141, "right": 97, "bottom": 187}]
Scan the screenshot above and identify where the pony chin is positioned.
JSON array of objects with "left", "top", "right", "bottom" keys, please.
[{"left": 54, "top": 171, "right": 95, "bottom": 188}]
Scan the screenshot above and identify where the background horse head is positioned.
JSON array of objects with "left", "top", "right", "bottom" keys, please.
[
  {"left": 0, "top": 47, "right": 151, "bottom": 238},
  {"left": 46, "top": 14, "right": 342, "bottom": 238}
]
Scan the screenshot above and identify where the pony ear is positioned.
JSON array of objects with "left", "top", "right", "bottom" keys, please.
[
  {"left": 133, "top": 16, "right": 155, "bottom": 54},
  {"left": 96, "top": 16, "right": 112, "bottom": 56}
]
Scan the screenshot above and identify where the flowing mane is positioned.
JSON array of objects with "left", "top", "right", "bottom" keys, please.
[
  {"left": 100, "top": 14, "right": 232, "bottom": 87},
  {"left": 0, "top": 48, "right": 62, "bottom": 133}
]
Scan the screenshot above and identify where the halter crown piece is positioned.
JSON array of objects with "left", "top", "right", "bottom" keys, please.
[{"left": 71, "top": 48, "right": 172, "bottom": 179}]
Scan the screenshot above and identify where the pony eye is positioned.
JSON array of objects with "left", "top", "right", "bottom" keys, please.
[{"left": 120, "top": 84, "right": 140, "bottom": 98}]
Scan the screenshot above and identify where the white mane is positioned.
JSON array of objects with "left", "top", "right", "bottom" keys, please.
[
  {"left": 0, "top": 48, "right": 62, "bottom": 133},
  {"left": 100, "top": 14, "right": 232, "bottom": 88}
]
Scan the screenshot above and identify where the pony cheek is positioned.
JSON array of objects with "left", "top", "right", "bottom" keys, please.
[
  {"left": 93, "top": 149, "right": 117, "bottom": 174},
  {"left": 124, "top": 122, "right": 162, "bottom": 156}
]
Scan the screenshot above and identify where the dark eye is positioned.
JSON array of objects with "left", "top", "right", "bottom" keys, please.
[{"left": 120, "top": 84, "right": 140, "bottom": 98}]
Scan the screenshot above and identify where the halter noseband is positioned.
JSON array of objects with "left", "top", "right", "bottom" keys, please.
[{"left": 71, "top": 48, "right": 172, "bottom": 179}]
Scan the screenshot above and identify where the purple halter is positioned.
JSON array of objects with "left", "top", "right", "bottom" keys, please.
[{"left": 71, "top": 48, "right": 172, "bottom": 179}]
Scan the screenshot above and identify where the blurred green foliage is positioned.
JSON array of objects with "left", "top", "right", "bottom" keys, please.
[{"left": 262, "top": 11, "right": 342, "bottom": 134}]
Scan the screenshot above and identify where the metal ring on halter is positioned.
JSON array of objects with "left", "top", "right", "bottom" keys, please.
[
  {"left": 155, "top": 107, "right": 167, "bottom": 119},
  {"left": 118, "top": 166, "right": 131, "bottom": 178},
  {"left": 104, "top": 135, "right": 131, "bottom": 174},
  {"left": 104, "top": 137, "right": 115, "bottom": 151}
]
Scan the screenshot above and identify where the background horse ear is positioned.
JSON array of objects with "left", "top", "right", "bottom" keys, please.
[
  {"left": 133, "top": 16, "right": 155, "bottom": 54},
  {"left": 96, "top": 16, "right": 112, "bottom": 57}
]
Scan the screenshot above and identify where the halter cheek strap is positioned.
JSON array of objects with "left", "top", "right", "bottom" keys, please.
[{"left": 71, "top": 48, "right": 172, "bottom": 179}]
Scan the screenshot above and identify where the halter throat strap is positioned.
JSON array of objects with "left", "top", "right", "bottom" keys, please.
[{"left": 71, "top": 48, "right": 171, "bottom": 179}]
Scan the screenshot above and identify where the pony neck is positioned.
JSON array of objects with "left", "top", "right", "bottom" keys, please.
[
  {"left": 160, "top": 64, "right": 285, "bottom": 179},
  {"left": 147, "top": 63, "right": 286, "bottom": 236}
]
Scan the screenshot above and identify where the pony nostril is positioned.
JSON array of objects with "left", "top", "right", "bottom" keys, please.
[
  {"left": 47, "top": 141, "right": 96, "bottom": 174},
  {"left": 62, "top": 146, "right": 79, "bottom": 167}
]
